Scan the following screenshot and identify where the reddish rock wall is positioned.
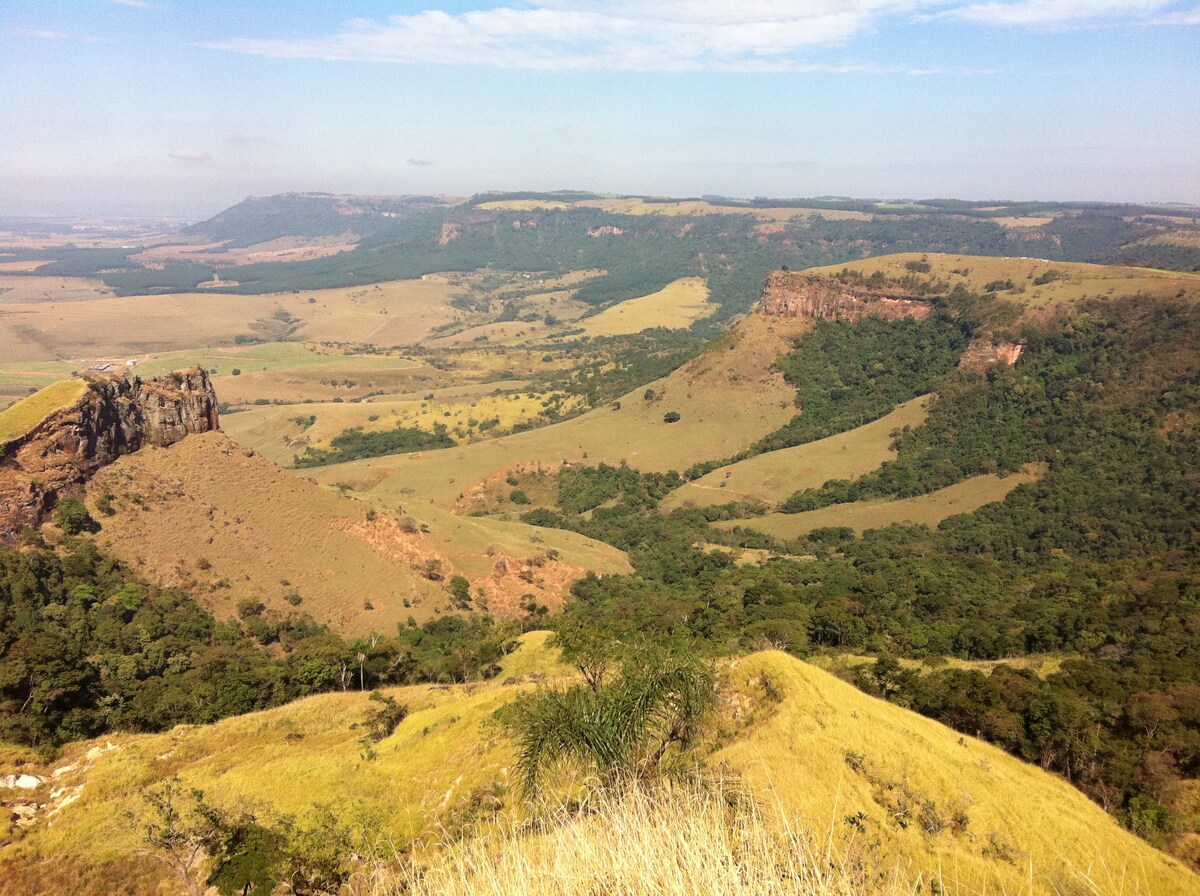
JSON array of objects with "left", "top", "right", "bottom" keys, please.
[
  {"left": 0, "top": 369, "right": 218, "bottom": 539},
  {"left": 958, "top": 337, "right": 1026, "bottom": 373},
  {"left": 757, "top": 271, "right": 933, "bottom": 323}
]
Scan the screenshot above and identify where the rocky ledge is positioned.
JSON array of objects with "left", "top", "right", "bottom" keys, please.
[
  {"left": 0, "top": 369, "right": 218, "bottom": 539},
  {"left": 757, "top": 271, "right": 934, "bottom": 323},
  {"left": 958, "top": 336, "right": 1026, "bottom": 373},
  {"left": 758, "top": 271, "right": 1025, "bottom": 375}
]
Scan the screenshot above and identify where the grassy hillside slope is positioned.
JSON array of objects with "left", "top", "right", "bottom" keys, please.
[
  {"left": 0, "top": 277, "right": 461, "bottom": 362},
  {"left": 577, "top": 276, "right": 713, "bottom": 336},
  {"left": 714, "top": 464, "right": 1045, "bottom": 539},
  {"left": 807, "top": 252, "right": 1200, "bottom": 308},
  {"left": 87, "top": 433, "right": 629, "bottom": 633},
  {"left": 661, "top": 395, "right": 930, "bottom": 512},
  {"left": 303, "top": 314, "right": 811, "bottom": 509},
  {"left": 0, "top": 379, "right": 87, "bottom": 442},
  {"left": 222, "top": 388, "right": 582, "bottom": 467},
  {"left": 716, "top": 651, "right": 1195, "bottom": 895},
  {"left": 1, "top": 636, "right": 1193, "bottom": 895}
]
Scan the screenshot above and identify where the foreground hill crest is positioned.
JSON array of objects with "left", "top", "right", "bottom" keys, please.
[{"left": 0, "top": 369, "right": 218, "bottom": 538}]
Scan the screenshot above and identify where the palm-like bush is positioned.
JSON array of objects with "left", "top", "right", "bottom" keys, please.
[{"left": 506, "top": 648, "right": 716, "bottom": 795}]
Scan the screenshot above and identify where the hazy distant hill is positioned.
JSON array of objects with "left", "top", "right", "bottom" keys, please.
[{"left": 35, "top": 191, "right": 1195, "bottom": 311}]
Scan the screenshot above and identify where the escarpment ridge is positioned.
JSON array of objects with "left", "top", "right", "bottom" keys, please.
[
  {"left": 757, "top": 269, "right": 1025, "bottom": 372},
  {"left": 0, "top": 369, "right": 218, "bottom": 538},
  {"left": 757, "top": 270, "right": 934, "bottom": 323}
]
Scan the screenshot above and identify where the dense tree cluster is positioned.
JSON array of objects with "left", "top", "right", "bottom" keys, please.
[
  {"left": 0, "top": 541, "right": 518, "bottom": 749},
  {"left": 293, "top": 422, "right": 454, "bottom": 467},
  {"left": 753, "top": 315, "right": 968, "bottom": 455}
]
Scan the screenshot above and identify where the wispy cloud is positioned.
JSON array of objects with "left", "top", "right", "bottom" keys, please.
[
  {"left": 941, "top": 0, "right": 1174, "bottom": 26},
  {"left": 7, "top": 28, "right": 109, "bottom": 44},
  {"left": 200, "top": 2, "right": 1198, "bottom": 72},
  {"left": 1152, "top": 4, "right": 1200, "bottom": 22},
  {"left": 168, "top": 148, "right": 212, "bottom": 161},
  {"left": 108, "top": 0, "right": 161, "bottom": 8},
  {"left": 407, "top": 158, "right": 434, "bottom": 166},
  {"left": 200, "top": 2, "right": 936, "bottom": 72}
]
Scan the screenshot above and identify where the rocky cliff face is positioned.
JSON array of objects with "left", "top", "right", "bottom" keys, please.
[
  {"left": 757, "top": 271, "right": 933, "bottom": 323},
  {"left": 0, "top": 368, "right": 218, "bottom": 539},
  {"left": 958, "top": 337, "right": 1025, "bottom": 373},
  {"left": 758, "top": 271, "right": 1025, "bottom": 374}
]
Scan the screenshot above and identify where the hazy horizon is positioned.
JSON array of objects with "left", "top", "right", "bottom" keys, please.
[{"left": 4, "top": 1, "right": 1199, "bottom": 218}]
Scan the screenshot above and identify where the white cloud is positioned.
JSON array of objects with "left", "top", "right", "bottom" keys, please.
[
  {"left": 201, "top": 2, "right": 1197, "bottom": 71},
  {"left": 943, "top": 0, "right": 1172, "bottom": 25},
  {"left": 201, "top": 2, "right": 938, "bottom": 72},
  {"left": 1152, "top": 4, "right": 1200, "bottom": 22},
  {"left": 168, "top": 148, "right": 212, "bottom": 161},
  {"left": 7, "top": 28, "right": 108, "bottom": 43}
]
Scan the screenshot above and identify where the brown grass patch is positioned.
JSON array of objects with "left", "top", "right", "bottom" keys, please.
[
  {"left": 662, "top": 395, "right": 930, "bottom": 512},
  {"left": 306, "top": 314, "right": 811, "bottom": 509},
  {"left": 87, "top": 432, "right": 627, "bottom": 633}
]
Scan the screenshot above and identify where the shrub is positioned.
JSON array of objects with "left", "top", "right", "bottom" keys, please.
[
  {"left": 663, "top": 412, "right": 681, "bottom": 424},
  {"left": 54, "top": 497, "right": 97, "bottom": 535},
  {"left": 504, "top": 645, "right": 716, "bottom": 795},
  {"left": 361, "top": 691, "right": 409, "bottom": 743},
  {"left": 449, "top": 575, "right": 472, "bottom": 608}
]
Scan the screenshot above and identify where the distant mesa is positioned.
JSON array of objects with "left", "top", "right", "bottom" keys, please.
[{"left": 0, "top": 369, "right": 219, "bottom": 539}]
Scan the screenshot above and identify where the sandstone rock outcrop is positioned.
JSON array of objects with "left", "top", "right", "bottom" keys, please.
[
  {"left": 758, "top": 271, "right": 1027, "bottom": 374},
  {"left": 0, "top": 368, "right": 218, "bottom": 539},
  {"left": 758, "top": 271, "right": 933, "bottom": 323},
  {"left": 958, "top": 337, "right": 1025, "bottom": 373}
]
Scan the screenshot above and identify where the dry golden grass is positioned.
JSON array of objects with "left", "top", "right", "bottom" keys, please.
[
  {"left": 0, "top": 274, "right": 114, "bottom": 304},
  {"left": 582, "top": 198, "right": 875, "bottom": 222},
  {"left": 476, "top": 199, "right": 573, "bottom": 211},
  {"left": 1133, "top": 230, "right": 1200, "bottom": 248},
  {"left": 87, "top": 433, "right": 628, "bottom": 633},
  {"left": 713, "top": 652, "right": 1198, "bottom": 895},
  {"left": 306, "top": 314, "right": 811, "bottom": 509},
  {"left": 990, "top": 215, "right": 1057, "bottom": 228},
  {"left": 811, "top": 651, "right": 1068, "bottom": 679},
  {"left": 210, "top": 366, "right": 428, "bottom": 405},
  {"left": 128, "top": 233, "right": 358, "bottom": 268},
  {"left": 425, "top": 320, "right": 558, "bottom": 347},
  {"left": 714, "top": 464, "right": 1045, "bottom": 540},
  {"left": 0, "top": 378, "right": 87, "bottom": 443},
  {"left": 4, "top": 641, "right": 1194, "bottom": 895},
  {"left": 397, "top": 782, "right": 924, "bottom": 896},
  {"left": 475, "top": 197, "right": 874, "bottom": 222},
  {"left": 804, "top": 253, "right": 1200, "bottom": 309},
  {"left": 222, "top": 389, "right": 583, "bottom": 467},
  {"left": 0, "top": 277, "right": 463, "bottom": 362},
  {"left": 578, "top": 277, "right": 714, "bottom": 337},
  {"left": 662, "top": 395, "right": 930, "bottom": 512}
]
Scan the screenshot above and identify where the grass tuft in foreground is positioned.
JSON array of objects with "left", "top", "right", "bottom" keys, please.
[
  {"left": 393, "top": 779, "right": 1141, "bottom": 896},
  {"left": 397, "top": 781, "right": 901, "bottom": 896}
]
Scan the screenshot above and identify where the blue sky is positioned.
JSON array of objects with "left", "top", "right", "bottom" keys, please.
[{"left": 2, "top": 1, "right": 1198, "bottom": 217}]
